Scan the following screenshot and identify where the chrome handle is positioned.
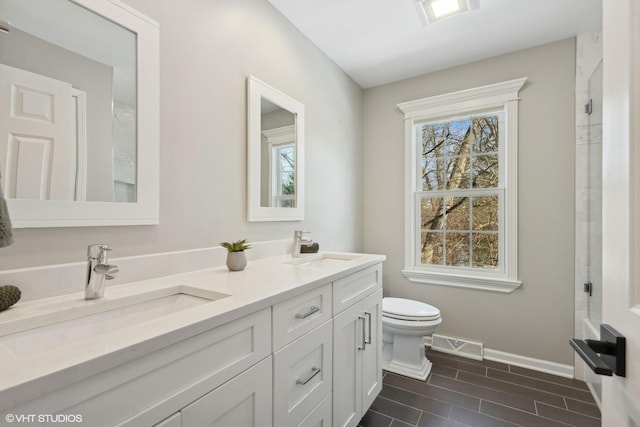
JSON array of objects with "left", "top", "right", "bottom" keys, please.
[
  {"left": 364, "top": 311, "right": 372, "bottom": 345},
  {"left": 358, "top": 315, "right": 366, "bottom": 350},
  {"left": 296, "top": 366, "right": 321, "bottom": 385},
  {"left": 295, "top": 305, "right": 320, "bottom": 319}
]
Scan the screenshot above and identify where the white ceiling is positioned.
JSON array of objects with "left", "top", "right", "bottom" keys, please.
[{"left": 267, "top": 0, "right": 602, "bottom": 88}]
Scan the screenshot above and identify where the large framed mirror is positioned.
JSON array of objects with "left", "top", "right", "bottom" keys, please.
[
  {"left": 0, "top": 0, "right": 159, "bottom": 227},
  {"left": 247, "top": 76, "right": 304, "bottom": 221}
]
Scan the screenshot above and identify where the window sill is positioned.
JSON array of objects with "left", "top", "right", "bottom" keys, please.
[{"left": 401, "top": 269, "right": 521, "bottom": 293}]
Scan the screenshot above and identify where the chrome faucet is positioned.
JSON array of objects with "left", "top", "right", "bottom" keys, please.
[
  {"left": 293, "top": 230, "right": 314, "bottom": 257},
  {"left": 85, "top": 244, "right": 119, "bottom": 300}
]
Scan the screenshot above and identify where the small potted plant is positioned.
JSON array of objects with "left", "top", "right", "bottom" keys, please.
[{"left": 221, "top": 239, "right": 251, "bottom": 271}]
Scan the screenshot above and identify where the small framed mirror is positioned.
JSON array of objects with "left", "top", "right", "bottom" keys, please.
[{"left": 247, "top": 76, "right": 304, "bottom": 221}]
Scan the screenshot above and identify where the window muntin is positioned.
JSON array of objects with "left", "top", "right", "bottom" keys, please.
[{"left": 417, "top": 113, "right": 503, "bottom": 271}]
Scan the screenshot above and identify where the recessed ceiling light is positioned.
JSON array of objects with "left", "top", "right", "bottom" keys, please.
[
  {"left": 414, "top": 0, "right": 479, "bottom": 25},
  {"left": 430, "top": 0, "right": 462, "bottom": 18}
]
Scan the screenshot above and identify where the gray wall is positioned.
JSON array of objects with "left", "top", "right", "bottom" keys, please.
[
  {"left": 0, "top": 0, "right": 364, "bottom": 269},
  {"left": 363, "top": 39, "right": 576, "bottom": 364}
]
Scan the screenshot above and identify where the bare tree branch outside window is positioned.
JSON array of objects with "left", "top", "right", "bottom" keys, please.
[{"left": 419, "top": 115, "right": 500, "bottom": 269}]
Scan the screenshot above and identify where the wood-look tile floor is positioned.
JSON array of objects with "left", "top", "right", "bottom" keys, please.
[{"left": 358, "top": 349, "right": 601, "bottom": 427}]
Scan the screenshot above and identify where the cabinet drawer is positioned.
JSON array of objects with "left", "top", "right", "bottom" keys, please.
[
  {"left": 298, "top": 392, "right": 332, "bottom": 427},
  {"left": 273, "top": 283, "right": 332, "bottom": 351},
  {"left": 23, "top": 308, "right": 272, "bottom": 427},
  {"left": 181, "top": 356, "right": 272, "bottom": 427},
  {"left": 333, "top": 264, "right": 382, "bottom": 314},
  {"left": 274, "top": 320, "right": 333, "bottom": 427}
]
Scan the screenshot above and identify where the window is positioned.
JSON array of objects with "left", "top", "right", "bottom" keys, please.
[
  {"left": 262, "top": 125, "right": 297, "bottom": 208},
  {"left": 272, "top": 142, "right": 296, "bottom": 207},
  {"left": 398, "top": 78, "right": 526, "bottom": 292}
]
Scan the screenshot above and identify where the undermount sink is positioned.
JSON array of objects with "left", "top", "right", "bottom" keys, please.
[
  {"left": 283, "top": 252, "right": 360, "bottom": 267},
  {"left": 0, "top": 286, "right": 230, "bottom": 357}
]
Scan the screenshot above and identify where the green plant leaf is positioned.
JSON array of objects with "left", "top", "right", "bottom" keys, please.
[{"left": 220, "top": 239, "right": 252, "bottom": 252}]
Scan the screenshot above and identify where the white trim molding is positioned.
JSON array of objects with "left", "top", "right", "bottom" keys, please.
[
  {"left": 398, "top": 78, "right": 526, "bottom": 293},
  {"left": 423, "top": 337, "right": 575, "bottom": 379},
  {"left": 402, "top": 269, "right": 520, "bottom": 293}
]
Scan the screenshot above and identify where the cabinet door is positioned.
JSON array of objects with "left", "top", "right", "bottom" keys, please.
[
  {"left": 332, "top": 303, "right": 364, "bottom": 427},
  {"left": 361, "top": 289, "right": 383, "bottom": 412},
  {"left": 181, "top": 357, "right": 272, "bottom": 427}
]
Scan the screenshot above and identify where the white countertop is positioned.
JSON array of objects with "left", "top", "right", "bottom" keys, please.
[{"left": 0, "top": 251, "right": 385, "bottom": 412}]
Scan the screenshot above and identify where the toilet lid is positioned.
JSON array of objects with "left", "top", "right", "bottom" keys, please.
[{"left": 383, "top": 297, "right": 440, "bottom": 321}]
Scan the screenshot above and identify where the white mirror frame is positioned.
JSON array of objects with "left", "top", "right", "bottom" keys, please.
[
  {"left": 247, "top": 75, "right": 305, "bottom": 222},
  {"left": 6, "top": 0, "right": 159, "bottom": 228}
]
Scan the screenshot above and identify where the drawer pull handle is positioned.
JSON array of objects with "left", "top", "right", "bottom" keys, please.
[
  {"left": 296, "top": 366, "right": 321, "bottom": 385},
  {"left": 358, "top": 315, "right": 366, "bottom": 350},
  {"left": 295, "top": 305, "right": 320, "bottom": 319},
  {"left": 365, "top": 311, "right": 372, "bottom": 345}
]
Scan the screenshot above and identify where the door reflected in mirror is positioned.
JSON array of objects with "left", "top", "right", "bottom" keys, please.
[
  {"left": 0, "top": 0, "right": 137, "bottom": 203},
  {"left": 260, "top": 98, "right": 296, "bottom": 208},
  {"left": 247, "top": 76, "right": 304, "bottom": 222}
]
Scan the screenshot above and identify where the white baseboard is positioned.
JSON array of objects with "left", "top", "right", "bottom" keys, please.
[
  {"left": 483, "top": 349, "right": 575, "bottom": 379},
  {"left": 424, "top": 336, "right": 575, "bottom": 379}
]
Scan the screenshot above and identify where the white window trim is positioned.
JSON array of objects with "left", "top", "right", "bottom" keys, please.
[
  {"left": 262, "top": 125, "right": 296, "bottom": 207},
  {"left": 398, "top": 78, "right": 526, "bottom": 293}
]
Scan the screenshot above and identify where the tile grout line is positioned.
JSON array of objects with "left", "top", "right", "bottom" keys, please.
[
  {"left": 427, "top": 373, "right": 540, "bottom": 416},
  {"left": 489, "top": 366, "right": 593, "bottom": 394},
  {"left": 386, "top": 362, "right": 600, "bottom": 422},
  {"left": 385, "top": 378, "right": 476, "bottom": 411},
  {"left": 538, "top": 401, "right": 603, "bottom": 421},
  {"left": 413, "top": 410, "right": 423, "bottom": 427},
  {"left": 431, "top": 352, "right": 590, "bottom": 393},
  {"left": 455, "top": 372, "right": 578, "bottom": 405},
  {"left": 374, "top": 394, "right": 432, "bottom": 422},
  {"left": 483, "top": 399, "right": 577, "bottom": 427}
]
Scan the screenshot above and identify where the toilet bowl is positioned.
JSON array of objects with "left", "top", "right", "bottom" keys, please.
[{"left": 382, "top": 297, "right": 441, "bottom": 381}]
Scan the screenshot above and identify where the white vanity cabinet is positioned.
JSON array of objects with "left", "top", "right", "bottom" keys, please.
[
  {"left": 271, "top": 262, "right": 383, "bottom": 427},
  {"left": 0, "top": 257, "right": 385, "bottom": 427},
  {"left": 272, "top": 283, "right": 333, "bottom": 427},
  {"left": 332, "top": 265, "right": 383, "bottom": 427}
]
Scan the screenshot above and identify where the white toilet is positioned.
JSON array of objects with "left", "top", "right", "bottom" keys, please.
[{"left": 382, "top": 297, "right": 442, "bottom": 381}]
